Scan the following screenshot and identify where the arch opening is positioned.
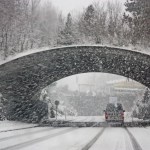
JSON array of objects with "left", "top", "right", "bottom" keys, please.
[{"left": 41, "top": 73, "right": 146, "bottom": 120}]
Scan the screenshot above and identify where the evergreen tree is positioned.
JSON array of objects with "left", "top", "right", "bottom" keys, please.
[
  {"left": 57, "top": 13, "right": 75, "bottom": 45},
  {"left": 135, "top": 88, "right": 150, "bottom": 119},
  {"left": 124, "top": 0, "right": 150, "bottom": 46},
  {"left": 79, "top": 5, "right": 97, "bottom": 39},
  {"left": 50, "top": 106, "right": 55, "bottom": 118},
  {"left": 142, "top": 88, "right": 150, "bottom": 103}
]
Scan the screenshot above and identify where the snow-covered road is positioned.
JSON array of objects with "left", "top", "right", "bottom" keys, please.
[
  {"left": 89, "top": 127, "right": 134, "bottom": 150},
  {"left": 70, "top": 116, "right": 105, "bottom": 122},
  {"left": 0, "top": 126, "right": 150, "bottom": 150},
  {"left": 0, "top": 117, "right": 150, "bottom": 150}
]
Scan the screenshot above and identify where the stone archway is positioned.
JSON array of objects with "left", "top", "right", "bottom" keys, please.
[{"left": 0, "top": 45, "right": 149, "bottom": 120}]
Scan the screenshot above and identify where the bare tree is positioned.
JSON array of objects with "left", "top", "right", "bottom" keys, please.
[
  {"left": 106, "top": 1, "right": 123, "bottom": 45},
  {"left": 93, "top": 2, "right": 107, "bottom": 44}
]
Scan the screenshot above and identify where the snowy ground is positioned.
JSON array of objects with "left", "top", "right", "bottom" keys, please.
[
  {"left": 0, "top": 125, "right": 150, "bottom": 150},
  {"left": 0, "top": 114, "right": 145, "bottom": 132},
  {"left": 89, "top": 127, "right": 134, "bottom": 150},
  {"left": 0, "top": 120, "right": 38, "bottom": 132},
  {"left": 56, "top": 115, "right": 105, "bottom": 122},
  {"left": 55, "top": 113, "right": 144, "bottom": 123},
  {"left": 0, "top": 116, "right": 150, "bottom": 150}
]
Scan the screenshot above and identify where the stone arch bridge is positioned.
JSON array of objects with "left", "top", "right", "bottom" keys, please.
[
  {"left": 0, "top": 45, "right": 150, "bottom": 120},
  {"left": 0, "top": 45, "right": 150, "bottom": 101}
]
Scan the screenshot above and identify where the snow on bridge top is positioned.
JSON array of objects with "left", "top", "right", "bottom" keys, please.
[
  {"left": 0, "top": 45, "right": 149, "bottom": 66},
  {"left": 0, "top": 44, "right": 149, "bottom": 119}
]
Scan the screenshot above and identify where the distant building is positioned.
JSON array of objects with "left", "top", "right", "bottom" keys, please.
[
  {"left": 105, "top": 79, "right": 145, "bottom": 111},
  {"left": 106, "top": 79, "right": 145, "bottom": 94}
]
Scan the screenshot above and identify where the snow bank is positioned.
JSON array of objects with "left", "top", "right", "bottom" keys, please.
[{"left": 0, "top": 120, "right": 38, "bottom": 132}]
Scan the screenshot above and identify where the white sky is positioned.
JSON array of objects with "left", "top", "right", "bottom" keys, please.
[
  {"left": 57, "top": 73, "right": 125, "bottom": 91},
  {"left": 49, "top": 0, "right": 126, "bottom": 15}
]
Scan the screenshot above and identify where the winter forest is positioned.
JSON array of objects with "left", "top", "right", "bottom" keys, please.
[
  {"left": 0, "top": 0, "right": 150, "bottom": 60},
  {"left": 1, "top": 1, "right": 150, "bottom": 149},
  {"left": 0, "top": 0, "right": 150, "bottom": 123}
]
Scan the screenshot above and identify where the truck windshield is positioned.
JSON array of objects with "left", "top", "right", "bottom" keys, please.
[{"left": 106, "top": 103, "right": 123, "bottom": 112}]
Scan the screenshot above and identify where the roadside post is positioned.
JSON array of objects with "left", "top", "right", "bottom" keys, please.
[
  {"left": 55, "top": 100, "right": 59, "bottom": 120},
  {"left": 132, "top": 113, "right": 133, "bottom": 123},
  {"left": 65, "top": 107, "right": 67, "bottom": 120}
]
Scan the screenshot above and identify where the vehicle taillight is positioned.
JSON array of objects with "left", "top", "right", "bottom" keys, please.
[
  {"left": 105, "top": 112, "right": 108, "bottom": 119},
  {"left": 121, "top": 112, "right": 124, "bottom": 119}
]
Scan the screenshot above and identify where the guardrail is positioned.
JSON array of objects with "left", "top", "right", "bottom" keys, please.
[{"left": 39, "top": 120, "right": 150, "bottom": 127}]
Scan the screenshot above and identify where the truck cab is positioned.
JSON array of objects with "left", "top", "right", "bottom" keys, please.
[{"left": 104, "top": 103, "right": 125, "bottom": 125}]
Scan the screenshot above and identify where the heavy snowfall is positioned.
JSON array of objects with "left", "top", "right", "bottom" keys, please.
[{"left": 0, "top": 0, "right": 150, "bottom": 150}]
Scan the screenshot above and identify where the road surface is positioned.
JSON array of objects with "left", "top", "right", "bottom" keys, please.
[
  {"left": 0, "top": 126, "right": 150, "bottom": 150},
  {"left": 0, "top": 116, "right": 150, "bottom": 150}
]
